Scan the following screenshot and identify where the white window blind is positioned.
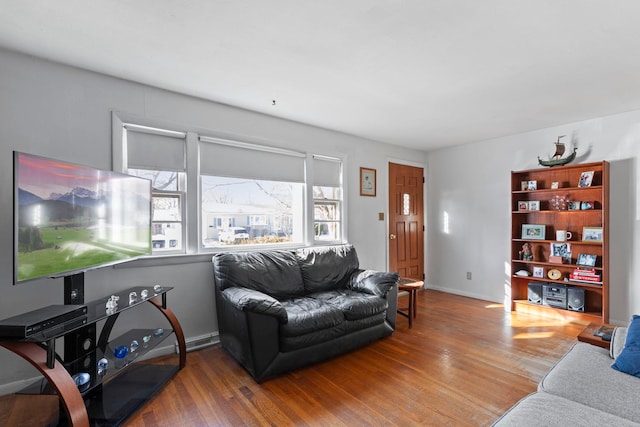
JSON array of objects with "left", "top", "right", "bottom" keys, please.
[
  {"left": 313, "top": 155, "right": 342, "bottom": 187},
  {"left": 199, "top": 136, "right": 305, "bottom": 183},
  {"left": 125, "top": 125, "right": 186, "bottom": 172}
]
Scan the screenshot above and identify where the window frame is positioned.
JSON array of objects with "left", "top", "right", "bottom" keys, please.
[{"left": 112, "top": 112, "right": 346, "bottom": 258}]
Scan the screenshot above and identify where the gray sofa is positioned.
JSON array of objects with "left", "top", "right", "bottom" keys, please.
[
  {"left": 494, "top": 326, "right": 640, "bottom": 426},
  {"left": 212, "top": 244, "right": 399, "bottom": 382}
]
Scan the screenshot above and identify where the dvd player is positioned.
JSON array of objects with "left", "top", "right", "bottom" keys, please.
[{"left": 0, "top": 304, "right": 87, "bottom": 338}]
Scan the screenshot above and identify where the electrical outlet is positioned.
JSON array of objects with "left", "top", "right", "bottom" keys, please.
[{"left": 466, "top": 272, "right": 472, "bottom": 280}]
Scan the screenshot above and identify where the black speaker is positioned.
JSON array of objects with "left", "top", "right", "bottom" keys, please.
[
  {"left": 567, "top": 287, "right": 585, "bottom": 312},
  {"left": 528, "top": 282, "right": 542, "bottom": 304}
]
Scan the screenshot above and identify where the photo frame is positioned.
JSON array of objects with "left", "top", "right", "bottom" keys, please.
[
  {"left": 521, "top": 224, "right": 546, "bottom": 240},
  {"left": 578, "top": 171, "right": 594, "bottom": 187},
  {"left": 527, "top": 180, "right": 537, "bottom": 191},
  {"left": 528, "top": 200, "right": 540, "bottom": 211},
  {"left": 581, "top": 201, "right": 594, "bottom": 210},
  {"left": 550, "top": 242, "right": 572, "bottom": 263},
  {"left": 568, "top": 201, "right": 581, "bottom": 210},
  {"left": 582, "top": 226, "right": 603, "bottom": 242},
  {"left": 576, "top": 253, "right": 597, "bottom": 267},
  {"left": 518, "top": 201, "right": 529, "bottom": 211},
  {"left": 521, "top": 181, "right": 528, "bottom": 191},
  {"left": 360, "top": 167, "right": 376, "bottom": 197},
  {"left": 550, "top": 182, "right": 559, "bottom": 189},
  {"left": 532, "top": 266, "right": 544, "bottom": 278}
]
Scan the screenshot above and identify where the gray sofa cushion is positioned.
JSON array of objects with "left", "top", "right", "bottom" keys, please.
[
  {"left": 539, "top": 342, "right": 640, "bottom": 423},
  {"left": 611, "top": 326, "right": 628, "bottom": 359},
  {"left": 492, "top": 391, "right": 638, "bottom": 427}
]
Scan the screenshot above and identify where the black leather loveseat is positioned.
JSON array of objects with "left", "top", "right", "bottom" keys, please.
[{"left": 212, "top": 244, "right": 398, "bottom": 382}]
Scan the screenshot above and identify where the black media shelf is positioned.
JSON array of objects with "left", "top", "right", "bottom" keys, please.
[{"left": 0, "top": 286, "right": 186, "bottom": 427}]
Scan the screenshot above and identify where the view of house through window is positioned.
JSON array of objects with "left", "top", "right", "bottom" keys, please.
[
  {"left": 128, "top": 169, "right": 185, "bottom": 251},
  {"left": 201, "top": 176, "right": 304, "bottom": 248},
  {"left": 314, "top": 186, "right": 341, "bottom": 241}
]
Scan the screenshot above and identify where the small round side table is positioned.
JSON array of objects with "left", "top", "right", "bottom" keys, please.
[{"left": 397, "top": 277, "right": 424, "bottom": 328}]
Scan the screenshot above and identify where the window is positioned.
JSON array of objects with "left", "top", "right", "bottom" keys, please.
[
  {"left": 201, "top": 176, "right": 303, "bottom": 247},
  {"left": 313, "top": 156, "right": 342, "bottom": 242},
  {"left": 122, "top": 124, "right": 187, "bottom": 253},
  {"left": 113, "top": 114, "right": 345, "bottom": 255},
  {"left": 199, "top": 136, "right": 306, "bottom": 248}
]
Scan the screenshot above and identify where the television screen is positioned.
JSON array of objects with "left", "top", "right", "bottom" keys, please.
[{"left": 14, "top": 152, "right": 152, "bottom": 283}]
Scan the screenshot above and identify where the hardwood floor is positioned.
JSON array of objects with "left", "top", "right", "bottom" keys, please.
[{"left": 124, "top": 290, "right": 585, "bottom": 427}]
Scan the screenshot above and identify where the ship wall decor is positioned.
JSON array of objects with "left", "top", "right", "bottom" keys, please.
[{"left": 538, "top": 135, "right": 577, "bottom": 167}]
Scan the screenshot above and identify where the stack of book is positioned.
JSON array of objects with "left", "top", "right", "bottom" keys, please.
[{"left": 569, "top": 268, "right": 602, "bottom": 284}]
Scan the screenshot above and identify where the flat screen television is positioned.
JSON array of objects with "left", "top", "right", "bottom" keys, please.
[{"left": 14, "top": 152, "right": 152, "bottom": 299}]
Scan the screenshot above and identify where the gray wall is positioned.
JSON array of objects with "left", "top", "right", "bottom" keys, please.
[
  {"left": 0, "top": 47, "right": 425, "bottom": 388},
  {"left": 426, "top": 116, "right": 640, "bottom": 325}
]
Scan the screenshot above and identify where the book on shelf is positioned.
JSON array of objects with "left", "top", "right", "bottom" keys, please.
[{"left": 570, "top": 268, "right": 601, "bottom": 283}]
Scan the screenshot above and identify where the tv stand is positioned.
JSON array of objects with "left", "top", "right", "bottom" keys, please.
[{"left": 0, "top": 286, "right": 185, "bottom": 427}]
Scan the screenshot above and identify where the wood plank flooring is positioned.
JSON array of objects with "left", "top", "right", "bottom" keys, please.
[{"left": 124, "top": 290, "right": 585, "bottom": 427}]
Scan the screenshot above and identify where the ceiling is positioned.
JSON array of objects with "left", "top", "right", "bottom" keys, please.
[{"left": 2, "top": 1, "right": 640, "bottom": 151}]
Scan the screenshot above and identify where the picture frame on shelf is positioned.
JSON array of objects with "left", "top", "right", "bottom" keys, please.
[
  {"left": 550, "top": 182, "right": 559, "bottom": 189},
  {"left": 521, "top": 181, "right": 528, "bottom": 191},
  {"left": 581, "top": 201, "right": 594, "bottom": 210},
  {"left": 533, "top": 266, "right": 544, "bottom": 278},
  {"left": 359, "top": 167, "right": 376, "bottom": 197},
  {"left": 521, "top": 224, "right": 546, "bottom": 240},
  {"left": 577, "top": 253, "right": 597, "bottom": 267},
  {"left": 568, "top": 201, "right": 581, "bottom": 210},
  {"left": 550, "top": 242, "right": 572, "bottom": 263},
  {"left": 582, "top": 226, "right": 603, "bottom": 242},
  {"left": 578, "top": 171, "right": 594, "bottom": 187},
  {"left": 528, "top": 200, "right": 540, "bottom": 211},
  {"left": 527, "top": 180, "right": 537, "bottom": 191},
  {"left": 518, "top": 201, "right": 529, "bottom": 211}
]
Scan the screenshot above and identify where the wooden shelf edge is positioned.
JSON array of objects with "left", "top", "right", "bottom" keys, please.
[{"left": 512, "top": 300, "right": 602, "bottom": 325}]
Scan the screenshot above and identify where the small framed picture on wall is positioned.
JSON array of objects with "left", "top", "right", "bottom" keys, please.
[{"left": 360, "top": 167, "right": 376, "bottom": 197}]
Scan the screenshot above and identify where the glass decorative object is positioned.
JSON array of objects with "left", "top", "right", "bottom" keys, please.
[{"left": 550, "top": 195, "right": 568, "bottom": 210}]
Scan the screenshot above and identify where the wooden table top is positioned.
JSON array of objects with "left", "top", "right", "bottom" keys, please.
[{"left": 398, "top": 277, "right": 424, "bottom": 289}]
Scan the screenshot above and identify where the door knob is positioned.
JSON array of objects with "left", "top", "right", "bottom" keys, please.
[{"left": 389, "top": 234, "right": 396, "bottom": 240}]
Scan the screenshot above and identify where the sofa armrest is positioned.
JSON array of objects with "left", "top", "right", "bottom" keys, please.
[
  {"left": 347, "top": 269, "right": 399, "bottom": 297},
  {"left": 222, "top": 287, "right": 288, "bottom": 322}
]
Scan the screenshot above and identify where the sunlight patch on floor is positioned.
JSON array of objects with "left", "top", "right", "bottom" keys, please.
[
  {"left": 510, "top": 315, "right": 570, "bottom": 329},
  {"left": 484, "top": 303, "right": 504, "bottom": 309},
  {"left": 513, "top": 331, "right": 555, "bottom": 339}
]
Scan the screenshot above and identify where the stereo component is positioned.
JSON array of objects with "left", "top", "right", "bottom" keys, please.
[
  {"left": 543, "top": 284, "right": 567, "bottom": 309},
  {"left": 527, "top": 282, "right": 543, "bottom": 304},
  {"left": 0, "top": 305, "right": 87, "bottom": 339},
  {"left": 567, "top": 287, "right": 586, "bottom": 312}
]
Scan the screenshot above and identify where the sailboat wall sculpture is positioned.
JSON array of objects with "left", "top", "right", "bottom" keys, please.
[{"left": 538, "top": 135, "right": 577, "bottom": 167}]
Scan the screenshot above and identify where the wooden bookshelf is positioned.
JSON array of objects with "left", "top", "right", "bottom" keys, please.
[{"left": 510, "top": 161, "right": 609, "bottom": 324}]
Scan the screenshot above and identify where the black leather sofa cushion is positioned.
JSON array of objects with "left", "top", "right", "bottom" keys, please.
[
  {"left": 221, "top": 287, "right": 287, "bottom": 322},
  {"left": 280, "top": 297, "right": 344, "bottom": 336},
  {"left": 213, "top": 250, "right": 305, "bottom": 299},
  {"left": 309, "top": 289, "right": 388, "bottom": 321},
  {"left": 295, "top": 245, "right": 359, "bottom": 293},
  {"left": 348, "top": 270, "right": 399, "bottom": 297},
  {"left": 280, "top": 313, "right": 387, "bottom": 352}
]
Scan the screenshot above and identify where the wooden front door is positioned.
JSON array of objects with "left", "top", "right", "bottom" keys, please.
[{"left": 388, "top": 162, "right": 424, "bottom": 280}]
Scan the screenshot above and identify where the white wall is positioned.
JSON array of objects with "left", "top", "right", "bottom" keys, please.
[
  {"left": 426, "top": 115, "right": 640, "bottom": 325},
  {"left": 0, "top": 47, "right": 426, "bottom": 386}
]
